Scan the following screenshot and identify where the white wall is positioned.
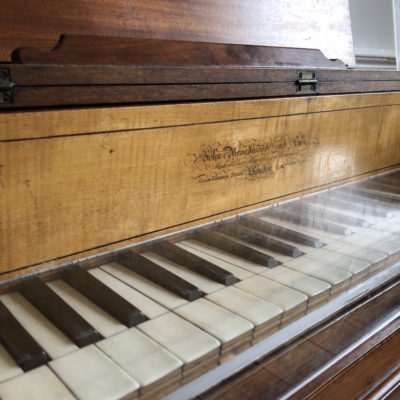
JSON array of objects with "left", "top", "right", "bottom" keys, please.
[{"left": 348, "top": 0, "right": 395, "bottom": 60}]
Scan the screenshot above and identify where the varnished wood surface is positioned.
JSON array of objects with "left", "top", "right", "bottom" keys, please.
[
  {"left": 1, "top": 93, "right": 400, "bottom": 275},
  {"left": 13, "top": 35, "right": 344, "bottom": 68},
  {"left": 362, "top": 365, "right": 400, "bottom": 400},
  {"left": 0, "top": 0, "right": 355, "bottom": 65},
  {"left": 309, "top": 331, "right": 400, "bottom": 400},
  {"left": 5, "top": 81, "right": 400, "bottom": 110},
  {"left": 4, "top": 56, "right": 400, "bottom": 109},
  {"left": 200, "top": 364, "right": 291, "bottom": 400},
  {"left": 5, "top": 64, "right": 400, "bottom": 86},
  {"left": 1, "top": 167, "right": 395, "bottom": 284},
  {"left": 263, "top": 340, "right": 333, "bottom": 386},
  {"left": 2, "top": 92, "right": 400, "bottom": 141},
  {"left": 201, "top": 280, "right": 400, "bottom": 400}
]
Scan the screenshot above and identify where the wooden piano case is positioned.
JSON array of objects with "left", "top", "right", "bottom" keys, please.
[
  {"left": 1, "top": 35, "right": 400, "bottom": 278},
  {"left": 0, "top": 36, "right": 399, "bottom": 400}
]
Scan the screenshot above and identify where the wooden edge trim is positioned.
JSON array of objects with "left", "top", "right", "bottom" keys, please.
[
  {"left": 11, "top": 34, "right": 345, "bottom": 68},
  {"left": 360, "top": 364, "right": 400, "bottom": 400},
  {"left": 2, "top": 92, "right": 400, "bottom": 141},
  {"left": 289, "top": 318, "right": 400, "bottom": 399}
]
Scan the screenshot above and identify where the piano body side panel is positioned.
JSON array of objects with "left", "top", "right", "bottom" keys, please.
[{"left": 1, "top": 93, "right": 400, "bottom": 278}]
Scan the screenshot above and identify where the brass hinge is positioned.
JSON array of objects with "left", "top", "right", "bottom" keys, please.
[
  {"left": 295, "top": 71, "right": 318, "bottom": 94},
  {"left": 0, "top": 69, "right": 13, "bottom": 104}
]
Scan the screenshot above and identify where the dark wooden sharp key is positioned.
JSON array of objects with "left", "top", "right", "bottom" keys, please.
[
  {"left": 361, "top": 181, "right": 400, "bottom": 196},
  {"left": 118, "top": 251, "right": 203, "bottom": 301},
  {"left": 192, "top": 230, "right": 279, "bottom": 268},
  {"left": 378, "top": 175, "right": 400, "bottom": 187},
  {"left": 216, "top": 223, "right": 302, "bottom": 258},
  {"left": 62, "top": 266, "right": 147, "bottom": 327},
  {"left": 239, "top": 217, "right": 324, "bottom": 248},
  {"left": 19, "top": 277, "right": 102, "bottom": 347},
  {"left": 267, "top": 208, "right": 352, "bottom": 236},
  {"left": 343, "top": 186, "right": 400, "bottom": 203},
  {"left": 332, "top": 190, "right": 400, "bottom": 211},
  {"left": 288, "top": 202, "right": 370, "bottom": 228},
  {"left": 151, "top": 240, "right": 237, "bottom": 285},
  {"left": 0, "top": 300, "right": 49, "bottom": 371},
  {"left": 305, "top": 195, "right": 393, "bottom": 218}
]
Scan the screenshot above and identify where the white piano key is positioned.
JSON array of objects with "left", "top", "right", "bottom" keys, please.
[
  {"left": 97, "top": 328, "right": 182, "bottom": 392},
  {"left": 137, "top": 313, "right": 220, "bottom": 366},
  {"left": 373, "top": 215, "right": 400, "bottom": 234},
  {"left": 88, "top": 268, "right": 168, "bottom": 319},
  {"left": 47, "top": 280, "right": 126, "bottom": 338},
  {"left": 325, "top": 241, "right": 387, "bottom": 264},
  {"left": 0, "top": 365, "right": 75, "bottom": 400},
  {"left": 260, "top": 265, "right": 331, "bottom": 298},
  {"left": 0, "top": 292, "right": 78, "bottom": 359},
  {"left": 205, "top": 286, "right": 283, "bottom": 328},
  {"left": 180, "top": 239, "right": 269, "bottom": 274},
  {"left": 283, "top": 257, "right": 351, "bottom": 286},
  {"left": 50, "top": 345, "right": 139, "bottom": 400},
  {"left": 142, "top": 251, "right": 225, "bottom": 294},
  {"left": 101, "top": 262, "right": 187, "bottom": 310},
  {"left": 315, "top": 201, "right": 398, "bottom": 228},
  {"left": 0, "top": 344, "right": 23, "bottom": 383},
  {"left": 305, "top": 248, "right": 370, "bottom": 275},
  {"left": 174, "top": 298, "right": 254, "bottom": 345},
  {"left": 177, "top": 241, "right": 254, "bottom": 280},
  {"left": 235, "top": 276, "right": 308, "bottom": 313},
  {"left": 343, "top": 229, "right": 400, "bottom": 255}
]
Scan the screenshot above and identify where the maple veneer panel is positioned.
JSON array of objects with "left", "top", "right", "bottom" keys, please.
[
  {"left": 2, "top": 92, "right": 400, "bottom": 141},
  {"left": 1, "top": 95, "right": 400, "bottom": 273}
]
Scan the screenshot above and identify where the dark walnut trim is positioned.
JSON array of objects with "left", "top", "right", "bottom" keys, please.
[
  {"left": 12, "top": 34, "right": 345, "bottom": 68},
  {"left": 2, "top": 35, "right": 400, "bottom": 109}
]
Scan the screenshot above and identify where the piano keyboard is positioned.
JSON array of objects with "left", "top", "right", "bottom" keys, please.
[{"left": 0, "top": 172, "right": 399, "bottom": 400}]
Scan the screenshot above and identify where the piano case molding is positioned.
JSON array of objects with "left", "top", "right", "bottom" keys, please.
[
  {"left": 2, "top": 35, "right": 400, "bottom": 109},
  {"left": 1, "top": 91, "right": 400, "bottom": 279},
  {"left": 11, "top": 34, "right": 347, "bottom": 68}
]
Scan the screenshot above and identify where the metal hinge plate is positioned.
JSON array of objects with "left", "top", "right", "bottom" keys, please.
[
  {"left": 0, "top": 69, "right": 13, "bottom": 104},
  {"left": 295, "top": 71, "right": 318, "bottom": 94}
]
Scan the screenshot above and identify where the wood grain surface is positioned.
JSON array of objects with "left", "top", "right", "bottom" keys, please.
[
  {"left": 201, "top": 280, "right": 400, "bottom": 400},
  {"left": 5, "top": 64, "right": 400, "bottom": 87},
  {"left": 3, "top": 92, "right": 400, "bottom": 141},
  {"left": 309, "top": 331, "right": 400, "bottom": 400},
  {"left": 1, "top": 93, "right": 400, "bottom": 276},
  {"left": 0, "top": 0, "right": 355, "bottom": 65},
  {"left": 6, "top": 80, "right": 400, "bottom": 109},
  {"left": 12, "top": 35, "right": 345, "bottom": 68}
]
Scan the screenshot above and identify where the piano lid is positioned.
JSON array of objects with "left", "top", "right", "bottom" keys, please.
[{"left": 2, "top": 34, "right": 400, "bottom": 109}]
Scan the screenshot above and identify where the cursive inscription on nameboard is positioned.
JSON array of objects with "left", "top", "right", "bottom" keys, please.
[{"left": 184, "top": 133, "right": 319, "bottom": 184}]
